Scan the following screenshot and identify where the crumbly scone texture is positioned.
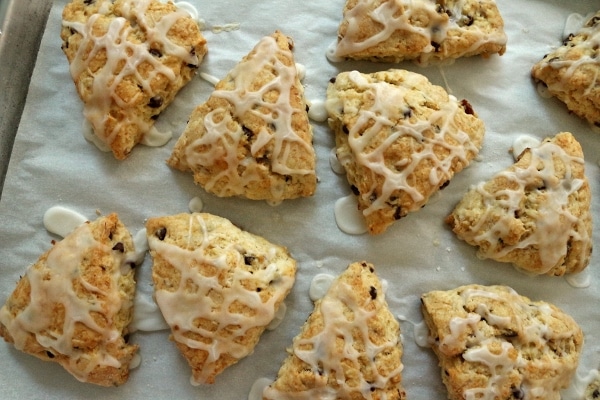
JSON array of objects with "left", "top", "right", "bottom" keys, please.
[
  {"left": 531, "top": 11, "right": 600, "bottom": 127},
  {"left": 585, "top": 377, "right": 600, "bottom": 400},
  {"left": 446, "top": 132, "right": 592, "bottom": 276},
  {"left": 168, "top": 31, "right": 316, "bottom": 203},
  {"left": 334, "top": 0, "right": 507, "bottom": 64},
  {"left": 263, "top": 261, "right": 406, "bottom": 400},
  {"left": 327, "top": 69, "right": 485, "bottom": 234},
  {"left": 61, "top": 0, "right": 207, "bottom": 159},
  {"left": 421, "top": 284, "right": 583, "bottom": 400},
  {"left": 0, "top": 213, "right": 138, "bottom": 387},
  {"left": 146, "top": 212, "right": 296, "bottom": 385}
]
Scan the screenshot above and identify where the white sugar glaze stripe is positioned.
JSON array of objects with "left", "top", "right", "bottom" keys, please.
[{"left": 147, "top": 214, "right": 294, "bottom": 385}]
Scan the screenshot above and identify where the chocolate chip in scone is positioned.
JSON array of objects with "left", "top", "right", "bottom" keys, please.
[
  {"left": 460, "top": 99, "right": 474, "bottom": 115},
  {"left": 112, "top": 242, "right": 125, "bottom": 252},
  {"left": 369, "top": 286, "right": 377, "bottom": 300},
  {"left": 156, "top": 227, "right": 167, "bottom": 240},
  {"left": 148, "top": 96, "right": 163, "bottom": 108}
]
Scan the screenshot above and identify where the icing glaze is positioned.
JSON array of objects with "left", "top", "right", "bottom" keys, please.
[
  {"left": 63, "top": 0, "right": 200, "bottom": 151},
  {"left": 335, "top": 0, "right": 507, "bottom": 65},
  {"left": 334, "top": 194, "right": 368, "bottom": 235},
  {"left": 147, "top": 213, "right": 295, "bottom": 385},
  {"left": 0, "top": 221, "right": 136, "bottom": 383},
  {"left": 43, "top": 206, "right": 87, "bottom": 237},
  {"left": 182, "top": 35, "right": 314, "bottom": 202}
]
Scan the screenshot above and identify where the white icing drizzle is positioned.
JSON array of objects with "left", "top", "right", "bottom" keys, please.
[
  {"left": 333, "top": 71, "right": 480, "bottom": 218},
  {"left": 307, "top": 99, "right": 328, "bottom": 122},
  {"left": 334, "top": 194, "right": 368, "bottom": 235},
  {"left": 63, "top": 0, "right": 199, "bottom": 149},
  {"left": 511, "top": 134, "right": 541, "bottom": 160},
  {"left": 140, "top": 125, "right": 172, "bottom": 147},
  {"left": 335, "top": 0, "right": 507, "bottom": 64},
  {"left": 565, "top": 269, "right": 591, "bottom": 289},
  {"left": 43, "top": 206, "right": 87, "bottom": 237},
  {"left": 308, "top": 273, "right": 335, "bottom": 301},
  {"left": 188, "top": 196, "right": 204, "bottom": 213},
  {"left": 147, "top": 214, "right": 295, "bottom": 385},
  {"left": 263, "top": 272, "right": 403, "bottom": 399},
  {"left": 266, "top": 302, "right": 287, "bottom": 331},
  {"left": 249, "top": 377, "right": 274, "bottom": 400},
  {"left": 329, "top": 147, "right": 345, "bottom": 175},
  {"left": 199, "top": 72, "right": 221, "bottom": 86},
  {"left": 130, "top": 291, "right": 169, "bottom": 332},
  {"left": 434, "top": 287, "right": 582, "bottom": 400},
  {"left": 0, "top": 222, "right": 135, "bottom": 383},
  {"left": 468, "top": 138, "right": 589, "bottom": 274},
  {"left": 183, "top": 35, "right": 314, "bottom": 201}
]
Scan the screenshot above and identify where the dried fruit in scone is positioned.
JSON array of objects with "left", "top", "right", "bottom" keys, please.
[
  {"left": 263, "top": 261, "right": 406, "bottom": 400},
  {"left": 326, "top": 69, "right": 485, "bottom": 234},
  {"left": 333, "top": 0, "right": 507, "bottom": 65},
  {"left": 446, "top": 132, "right": 592, "bottom": 276},
  {"left": 531, "top": 11, "right": 600, "bottom": 127},
  {"left": 61, "top": 0, "right": 208, "bottom": 159},
  {"left": 421, "top": 284, "right": 584, "bottom": 400},
  {"left": 168, "top": 31, "right": 316, "bottom": 204},
  {"left": 0, "top": 213, "right": 138, "bottom": 387},
  {"left": 145, "top": 212, "right": 296, "bottom": 385}
]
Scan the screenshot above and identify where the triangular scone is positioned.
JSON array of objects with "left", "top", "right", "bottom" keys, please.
[
  {"left": 61, "top": 0, "right": 207, "bottom": 159},
  {"left": 145, "top": 213, "right": 297, "bottom": 384},
  {"left": 531, "top": 11, "right": 600, "bottom": 127},
  {"left": 263, "top": 261, "right": 406, "bottom": 400},
  {"left": 334, "top": 0, "right": 507, "bottom": 65},
  {"left": 0, "top": 213, "right": 138, "bottom": 386},
  {"left": 446, "top": 132, "right": 592, "bottom": 276},
  {"left": 326, "top": 69, "right": 485, "bottom": 234},
  {"left": 421, "top": 284, "right": 583, "bottom": 400},
  {"left": 167, "top": 31, "right": 317, "bottom": 203}
]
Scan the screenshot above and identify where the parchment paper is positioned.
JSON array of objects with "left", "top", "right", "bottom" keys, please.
[{"left": 0, "top": 1, "right": 599, "bottom": 398}]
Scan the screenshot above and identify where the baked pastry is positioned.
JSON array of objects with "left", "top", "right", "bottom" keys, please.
[
  {"left": 0, "top": 214, "right": 138, "bottom": 386},
  {"left": 168, "top": 31, "right": 316, "bottom": 204},
  {"left": 531, "top": 11, "right": 600, "bottom": 127},
  {"left": 61, "top": 0, "right": 208, "bottom": 159},
  {"left": 333, "top": 0, "right": 507, "bottom": 65},
  {"left": 263, "top": 261, "right": 406, "bottom": 400},
  {"left": 421, "top": 284, "right": 583, "bottom": 400},
  {"left": 326, "top": 69, "right": 485, "bottom": 234},
  {"left": 146, "top": 212, "right": 296, "bottom": 384},
  {"left": 446, "top": 132, "right": 592, "bottom": 276}
]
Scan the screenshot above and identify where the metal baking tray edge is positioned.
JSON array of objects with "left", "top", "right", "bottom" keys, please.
[{"left": 0, "top": 0, "right": 52, "bottom": 199}]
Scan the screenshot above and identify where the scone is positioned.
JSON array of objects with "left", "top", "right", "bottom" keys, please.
[
  {"left": 446, "top": 132, "right": 592, "bottom": 276},
  {"left": 146, "top": 212, "right": 296, "bottom": 385},
  {"left": 326, "top": 69, "right": 485, "bottom": 234},
  {"left": 334, "top": 0, "right": 507, "bottom": 65},
  {"left": 421, "top": 284, "right": 583, "bottom": 400},
  {"left": 531, "top": 11, "right": 600, "bottom": 127},
  {"left": 0, "top": 214, "right": 138, "bottom": 386},
  {"left": 167, "top": 31, "right": 316, "bottom": 204},
  {"left": 263, "top": 261, "right": 406, "bottom": 400},
  {"left": 61, "top": 0, "right": 208, "bottom": 159}
]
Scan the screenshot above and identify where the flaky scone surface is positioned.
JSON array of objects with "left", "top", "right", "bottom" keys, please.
[
  {"left": 446, "top": 132, "right": 592, "bottom": 276},
  {"left": 146, "top": 212, "right": 296, "bottom": 385},
  {"left": 168, "top": 31, "right": 316, "bottom": 203},
  {"left": 531, "top": 11, "right": 600, "bottom": 127},
  {"left": 263, "top": 261, "right": 406, "bottom": 400},
  {"left": 0, "top": 213, "right": 138, "bottom": 386},
  {"left": 61, "top": 0, "right": 207, "bottom": 159},
  {"left": 334, "top": 0, "right": 507, "bottom": 65},
  {"left": 327, "top": 69, "right": 485, "bottom": 234},
  {"left": 421, "top": 284, "right": 583, "bottom": 400}
]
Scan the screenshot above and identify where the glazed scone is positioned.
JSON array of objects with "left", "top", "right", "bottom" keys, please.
[
  {"left": 61, "top": 0, "right": 207, "bottom": 159},
  {"left": 446, "top": 132, "right": 592, "bottom": 276},
  {"left": 0, "top": 214, "right": 138, "bottom": 387},
  {"left": 531, "top": 11, "right": 600, "bottom": 127},
  {"left": 334, "top": 0, "right": 507, "bottom": 65},
  {"left": 326, "top": 69, "right": 485, "bottom": 234},
  {"left": 263, "top": 261, "right": 406, "bottom": 400},
  {"left": 146, "top": 213, "right": 296, "bottom": 385},
  {"left": 167, "top": 31, "right": 316, "bottom": 204},
  {"left": 421, "top": 284, "right": 584, "bottom": 400}
]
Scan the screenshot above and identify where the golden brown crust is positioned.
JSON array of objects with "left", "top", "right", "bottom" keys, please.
[
  {"left": 447, "top": 132, "right": 592, "bottom": 276},
  {"left": 263, "top": 261, "right": 406, "bottom": 400},
  {"left": 421, "top": 284, "right": 584, "bottom": 400},
  {"left": 168, "top": 31, "right": 316, "bottom": 203},
  {"left": 61, "top": 0, "right": 207, "bottom": 159},
  {"left": 327, "top": 69, "right": 485, "bottom": 234},
  {"left": 146, "top": 212, "right": 296, "bottom": 384},
  {"left": 531, "top": 11, "right": 600, "bottom": 127},
  {"left": 0, "top": 213, "right": 138, "bottom": 387}
]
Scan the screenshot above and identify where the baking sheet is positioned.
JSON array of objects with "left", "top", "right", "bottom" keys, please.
[{"left": 0, "top": 0, "right": 599, "bottom": 398}]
